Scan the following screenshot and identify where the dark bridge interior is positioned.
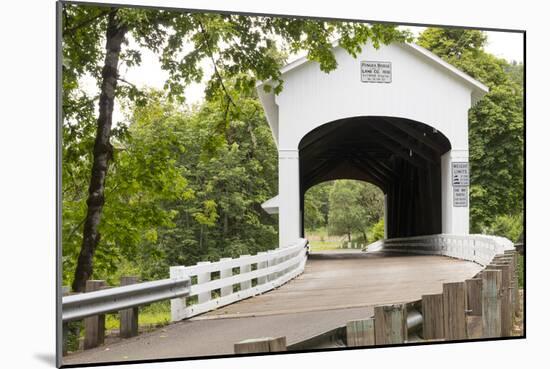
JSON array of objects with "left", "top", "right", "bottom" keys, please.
[{"left": 299, "top": 116, "right": 451, "bottom": 238}]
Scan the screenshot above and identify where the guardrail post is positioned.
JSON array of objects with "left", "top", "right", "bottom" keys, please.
[
  {"left": 421, "top": 293, "right": 444, "bottom": 340},
  {"left": 234, "top": 336, "right": 287, "bottom": 354},
  {"left": 374, "top": 304, "right": 407, "bottom": 344},
  {"left": 256, "top": 252, "right": 267, "bottom": 285},
  {"left": 119, "top": 276, "right": 139, "bottom": 338},
  {"left": 197, "top": 262, "right": 212, "bottom": 304},
  {"left": 170, "top": 266, "right": 187, "bottom": 322},
  {"left": 487, "top": 263, "right": 512, "bottom": 336},
  {"left": 482, "top": 269, "right": 502, "bottom": 338},
  {"left": 466, "top": 278, "right": 482, "bottom": 316},
  {"left": 84, "top": 280, "right": 107, "bottom": 349},
  {"left": 346, "top": 318, "right": 375, "bottom": 347},
  {"left": 240, "top": 255, "right": 252, "bottom": 291},
  {"left": 62, "top": 286, "right": 70, "bottom": 355},
  {"left": 220, "top": 258, "right": 233, "bottom": 297},
  {"left": 443, "top": 282, "right": 467, "bottom": 340},
  {"left": 503, "top": 251, "right": 520, "bottom": 318}
]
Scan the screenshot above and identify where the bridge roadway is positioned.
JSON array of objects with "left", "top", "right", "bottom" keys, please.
[{"left": 63, "top": 251, "right": 482, "bottom": 365}]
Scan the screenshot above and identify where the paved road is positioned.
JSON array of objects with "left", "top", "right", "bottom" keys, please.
[{"left": 63, "top": 252, "right": 482, "bottom": 365}]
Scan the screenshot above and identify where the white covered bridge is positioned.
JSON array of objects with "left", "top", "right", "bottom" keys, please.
[
  {"left": 62, "top": 41, "right": 520, "bottom": 365},
  {"left": 258, "top": 40, "right": 488, "bottom": 247}
]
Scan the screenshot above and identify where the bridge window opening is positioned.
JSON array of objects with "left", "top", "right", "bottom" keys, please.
[
  {"left": 304, "top": 180, "right": 385, "bottom": 251},
  {"left": 299, "top": 116, "right": 452, "bottom": 240}
]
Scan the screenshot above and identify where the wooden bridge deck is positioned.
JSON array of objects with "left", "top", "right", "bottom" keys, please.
[{"left": 63, "top": 252, "right": 482, "bottom": 365}]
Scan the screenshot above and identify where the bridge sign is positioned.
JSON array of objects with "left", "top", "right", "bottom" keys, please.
[
  {"left": 453, "top": 186, "right": 468, "bottom": 207},
  {"left": 452, "top": 162, "right": 469, "bottom": 186},
  {"left": 361, "top": 61, "right": 392, "bottom": 83}
]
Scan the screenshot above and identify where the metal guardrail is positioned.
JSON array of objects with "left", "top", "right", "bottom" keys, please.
[{"left": 62, "top": 277, "right": 191, "bottom": 322}]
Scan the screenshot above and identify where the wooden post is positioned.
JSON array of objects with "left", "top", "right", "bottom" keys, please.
[
  {"left": 466, "top": 278, "right": 482, "bottom": 316},
  {"left": 443, "top": 282, "right": 467, "bottom": 340},
  {"left": 421, "top": 293, "right": 445, "bottom": 340},
  {"left": 374, "top": 304, "right": 407, "bottom": 344},
  {"left": 84, "top": 280, "right": 107, "bottom": 349},
  {"left": 487, "top": 264, "right": 512, "bottom": 336},
  {"left": 234, "top": 336, "right": 287, "bottom": 354},
  {"left": 502, "top": 251, "right": 520, "bottom": 318},
  {"left": 256, "top": 253, "right": 267, "bottom": 285},
  {"left": 346, "top": 318, "right": 375, "bottom": 347},
  {"left": 119, "top": 276, "right": 139, "bottom": 338},
  {"left": 62, "top": 286, "right": 70, "bottom": 355},
  {"left": 482, "top": 269, "right": 502, "bottom": 338},
  {"left": 220, "top": 258, "right": 233, "bottom": 297},
  {"left": 240, "top": 255, "right": 252, "bottom": 291},
  {"left": 197, "top": 262, "right": 211, "bottom": 304}
]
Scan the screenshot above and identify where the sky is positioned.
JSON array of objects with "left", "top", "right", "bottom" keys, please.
[{"left": 80, "top": 26, "right": 524, "bottom": 121}]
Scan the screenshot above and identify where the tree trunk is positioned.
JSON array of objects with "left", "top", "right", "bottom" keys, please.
[
  {"left": 361, "top": 230, "right": 368, "bottom": 244},
  {"left": 72, "top": 11, "right": 127, "bottom": 292}
]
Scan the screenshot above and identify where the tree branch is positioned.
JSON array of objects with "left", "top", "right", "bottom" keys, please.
[
  {"left": 197, "top": 20, "right": 237, "bottom": 111},
  {"left": 63, "top": 9, "right": 115, "bottom": 36}
]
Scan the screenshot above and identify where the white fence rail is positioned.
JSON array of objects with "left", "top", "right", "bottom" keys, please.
[
  {"left": 379, "top": 234, "right": 514, "bottom": 266},
  {"left": 170, "top": 239, "right": 308, "bottom": 321}
]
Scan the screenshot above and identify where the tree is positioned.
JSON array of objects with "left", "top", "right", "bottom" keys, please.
[
  {"left": 304, "top": 182, "right": 331, "bottom": 231},
  {"left": 417, "top": 28, "right": 524, "bottom": 233},
  {"left": 63, "top": 2, "right": 410, "bottom": 291},
  {"left": 327, "top": 180, "right": 384, "bottom": 242}
]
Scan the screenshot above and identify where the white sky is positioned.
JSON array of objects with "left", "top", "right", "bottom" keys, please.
[{"left": 80, "top": 25, "right": 524, "bottom": 122}]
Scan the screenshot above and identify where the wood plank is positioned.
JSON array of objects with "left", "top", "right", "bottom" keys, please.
[
  {"left": 84, "top": 280, "right": 107, "bottom": 349},
  {"left": 421, "top": 293, "right": 445, "bottom": 340},
  {"left": 487, "top": 264, "right": 512, "bottom": 336},
  {"left": 374, "top": 304, "right": 406, "bottom": 344},
  {"left": 482, "top": 269, "right": 502, "bottom": 338},
  {"left": 466, "top": 278, "right": 482, "bottom": 316},
  {"left": 346, "top": 318, "right": 375, "bottom": 347},
  {"left": 119, "top": 276, "right": 139, "bottom": 338},
  {"left": 443, "top": 282, "right": 467, "bottom": 340},
  {"left": 234, "top": 336, "right": 287, "bottom": 354}
]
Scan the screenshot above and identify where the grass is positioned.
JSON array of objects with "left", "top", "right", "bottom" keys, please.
[
  {"left": 308, "top": 240, "right": 342, "bottom": 252},
  {"left": 104, "top": 300, "right": 171, "bottom": 332}
]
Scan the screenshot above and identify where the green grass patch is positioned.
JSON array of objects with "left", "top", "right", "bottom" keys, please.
[
  {"left": 104, "top": 300, "right": 171, "bottom": 332},
  {"left": 308, "top": 240, "right": 343, "bottom": 252}
]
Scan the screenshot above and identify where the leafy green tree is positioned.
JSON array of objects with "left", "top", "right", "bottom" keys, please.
[
  {"left": 304, "top": 182, "right": 331, "bottom": 231},
  {"left": 417, "top": 28, "right": 524, "bottom": 234},
  {"left": 369, "top": 219, "right": 385, "bottom": 242},
  {"left": 63, "top": 3, "right": 410, "bottom": 291},
  {"left": 328, "top": 180, "right": 384, "bottom": 242}
]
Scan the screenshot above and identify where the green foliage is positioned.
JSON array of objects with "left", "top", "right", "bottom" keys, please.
[
  {"left": 327, "top": 180, "right": 384, "bottom": 242},
  {"left": 418, "top": 28, "right": 524, "bottom": 234},
  {"left": 369, "top": 219, "right": 385, "bottom": 242},
  {"left": 62, "top": 87, "right": 281, "bottom": 283},
  {"left": 304, "top": 182, "right": 331, "bottom": 230},
  {"left": 484, "top": 214, "right": 523, "bottom": 243},
  {"left": 62, "top": 3, "right": 409, "bottom": 287}
]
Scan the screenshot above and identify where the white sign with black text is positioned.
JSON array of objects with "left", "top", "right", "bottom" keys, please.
[
  {"left": 452, "top": 162, "right": 469, "bottom": 186},
  {"left": 453, "top": 187, "right": 469, "bottom": 207},
  {"left": 361, "top": 61, "right": 392, "bottom": 83}
]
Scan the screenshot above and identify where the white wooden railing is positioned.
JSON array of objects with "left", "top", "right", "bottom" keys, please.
[
  {"left": 170, "top": 239, "right": 308, "bottom": 321},
  {"left": 380, "top": 234, "right": 514, "bottom": 266}
]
